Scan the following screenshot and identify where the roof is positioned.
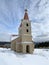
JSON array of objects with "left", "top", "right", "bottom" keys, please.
[{"left": 24, "top": 9, "right": 29, "bottom": 20}]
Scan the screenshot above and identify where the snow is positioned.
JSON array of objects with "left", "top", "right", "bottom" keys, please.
[
  {"left": 0, "top": 48, "right": 49, "bottom": 65},
  {"left": 11, "top": 36, "right": 19, "bottom": 41}
]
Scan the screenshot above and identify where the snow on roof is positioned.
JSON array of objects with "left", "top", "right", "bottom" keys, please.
[{"left": 11, "top": 36, "right": 19, "bottom": 41}]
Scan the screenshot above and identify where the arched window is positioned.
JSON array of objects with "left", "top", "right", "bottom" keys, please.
[
  {"left": 26, "top": 23, "right": 29, "bottom": 26},
  {"left": 26, "top": 29, "right": 29, "bottom": 32}
]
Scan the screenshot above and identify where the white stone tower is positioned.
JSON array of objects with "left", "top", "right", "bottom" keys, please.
[{"left": 19, "top": 9, "right": 34, "bottom": 53}]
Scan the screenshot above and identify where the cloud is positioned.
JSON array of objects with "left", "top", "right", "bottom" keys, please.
[
  {"left": 0, "top": 0, "right": 49, "bottom": 42},
  {"left": 0, "top": 33, "right": 10, "bottom": 42}
]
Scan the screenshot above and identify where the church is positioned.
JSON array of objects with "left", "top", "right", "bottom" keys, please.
[{"left": 11, "top": 9, "right": 34, "bottom": 54}]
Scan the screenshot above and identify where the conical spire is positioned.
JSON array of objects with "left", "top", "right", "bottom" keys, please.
[{"left": 24, "top": 9, "right": 29, "bottom": 20}]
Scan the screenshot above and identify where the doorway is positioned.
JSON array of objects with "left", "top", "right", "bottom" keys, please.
[{"left": 26, "top": 45, "right": 30, "bottom": 53}]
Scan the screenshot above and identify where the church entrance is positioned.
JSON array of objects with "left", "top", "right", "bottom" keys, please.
[{"left": 26, "top": 45, "right": 30, "bottom": 53}]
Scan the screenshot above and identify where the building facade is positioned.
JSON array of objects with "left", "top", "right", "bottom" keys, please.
[{"left": 11, "top": 9, "right": 34, "bottom": 54}]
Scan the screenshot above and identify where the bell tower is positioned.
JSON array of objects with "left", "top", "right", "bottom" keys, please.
[
  {"left": 19, "top": 9, "right": 32, "bottom": 42},
  {"left": 19, "top": 9, "right": 34, "bottom": 53}
]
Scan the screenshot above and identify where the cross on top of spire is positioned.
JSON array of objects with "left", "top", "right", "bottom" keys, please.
[{"left": 24, "top": 9, "right": 29, "bottom": 20}]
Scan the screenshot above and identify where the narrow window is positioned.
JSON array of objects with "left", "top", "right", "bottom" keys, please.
[
  {"left": 26, "top": 29, "right": 29, "bottom": 32},
  {"left": 26, "top": 23, "right": 28, "bottom": 26}
]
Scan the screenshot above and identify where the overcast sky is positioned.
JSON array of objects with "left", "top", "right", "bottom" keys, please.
[{"left": 0, "top": 0, "right": 49, "bottom": 42}]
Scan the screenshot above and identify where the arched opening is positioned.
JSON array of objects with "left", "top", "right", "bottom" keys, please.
[
  {"left": 26, "top": 45, "right": 30, "bottom": 53},
  {"left": 26, "top": 29, "right": 29, "bottom": 32},
  {"left": 26, "top": 23, "right": 29, "bottom": 26}
]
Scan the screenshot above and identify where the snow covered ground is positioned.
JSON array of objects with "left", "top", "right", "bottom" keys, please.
[{"left": 0, "top": 48, "right": 49, "bottom": 65}]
